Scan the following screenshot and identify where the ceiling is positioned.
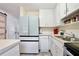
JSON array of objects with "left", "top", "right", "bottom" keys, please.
[{"left": 0, "top": 3, "right": 57, "bottom": 18}]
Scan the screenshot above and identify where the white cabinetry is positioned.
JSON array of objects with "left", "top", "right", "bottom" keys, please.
[
  {"left": 1, "top": 44, "right": 20, "bottom": 56},
  {"left": 50, "top": 37, "right": 64, "bottom": 56},
  {"left": 39, "top": 35, "right": 49, "bottom": 52},
  {"left": 59, "top": 3, "right": 67, "bottom": 19},
  {"left": 55, "top": 3, "right": 66, "bottom": 26},
  {"left": 67, "top": 3, "right": 79, "bottom": 15},
  {"left": 55, "top": 4, "right": 61, "bottom": 26},
  {"left": 39, "top": 9, "right": 54, "bottom": 27}
]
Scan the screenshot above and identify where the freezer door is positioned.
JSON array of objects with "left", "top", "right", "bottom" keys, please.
[
  {"left": 20, "top": 16, "right": 29, "bottom": 35},
  {"left": 20, "top": 42, "right": 39, "bottom": 53},
  {"left": 29, "top": 16, "right": 39, "bottom": 36}
]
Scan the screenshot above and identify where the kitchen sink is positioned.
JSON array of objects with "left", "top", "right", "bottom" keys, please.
[{"left": 56, "top": 36, "right": 79, "bottom": 41}]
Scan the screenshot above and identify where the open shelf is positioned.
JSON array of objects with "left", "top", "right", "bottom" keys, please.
[
  {"left": 59, "top": 21, "right": 79, "bottom": 29},
  {"left": 61, "top": 8, "right": 79, "bottom": 21}
]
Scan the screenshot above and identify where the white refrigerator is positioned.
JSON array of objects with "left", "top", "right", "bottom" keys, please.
[{"left": 19, "top": 16, "right": 39, "bottom": 53}]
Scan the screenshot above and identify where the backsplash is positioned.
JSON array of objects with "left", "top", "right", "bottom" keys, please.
[
  {"left": 40, "top": 27, "right": 52, "bottom": 35},
  {"left": 64, "top": 29, "right": 79, "bottom": 38}
]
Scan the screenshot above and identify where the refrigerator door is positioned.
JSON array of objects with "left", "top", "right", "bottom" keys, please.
[
  {"left": 20, "top": 16, "right": 29, "bottom": 35},
  {"left": 29, "top": 16, "right": 39, "bottom": 36}
]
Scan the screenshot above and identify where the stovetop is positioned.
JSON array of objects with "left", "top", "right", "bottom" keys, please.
[{"left": 65, "top": 43, "right": 79, "bottom": 56}]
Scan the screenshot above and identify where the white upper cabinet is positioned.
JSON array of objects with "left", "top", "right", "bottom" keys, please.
[
  {"left": 55, "top": 3, "right": 66, "bottom": 26},
  {"left": 59, "top": 3, "right": 67, "bottom": 19},
  {"left": 55, "top": 3, "right": 79, "bottom": 27},
  {"left": 39, "top": 9, "right": 55, "bottom": 27},
  {"left": 67, "top": 3, "right": 79, "bottom": 15},
  {"left": 55, "top": 4, "right": 61, "bottom": 26}
]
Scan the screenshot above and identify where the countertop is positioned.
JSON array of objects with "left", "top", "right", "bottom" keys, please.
[
  {"left": 39, "top": 34, "right": 79, "bottom": 44},
  {"left": 52, "top": 36, "right": 79, "bottom": 44},
  {"left": 39, "top": 34, "right": 51, "bottom": 36},
  {"left": 0, "top": 39, "right": 20, "bottom": 55}
]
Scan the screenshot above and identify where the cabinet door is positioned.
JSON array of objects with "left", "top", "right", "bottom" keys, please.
[
  {"left": 52, "top": 43, "right": 62, "bottom": 56},
  {"left": 50, "top": 37, "right": 56, "bottom": 55},
  {"left": 55, "top": 4, "right": 61, "bottom": 26},
  {"left": 51, "top": 38, "right": 64, "bottom": 56},
  {"left": 67, "top": 3, "right": 79, "bottom": 15},
  {"left": 55, "top": 3, "right": 66, "bottom": 26},
  {"left": 59, "top": 3, "right": 66, "bottom": 19},
  {"left": 39, "top": 9, "right": 54, "bottom": 27},
  {"left": 55, "top": 45, "right": 63, "bottom": 56},
  {"left": 20, "top": 16, "right": 28, "bottom": 35},
  {"left": 39, "top": 10, "right": 46, "bottom": 27},
  {"left": 39, "top": 36, "right": 49, "bottom": 52}
]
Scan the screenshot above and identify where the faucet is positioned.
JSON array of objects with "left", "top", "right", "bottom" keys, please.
[
  {"left": 65, "top": 32, "right": 76, "bottom": 41},
  {"left": 70, "top": 33, "right": 76, "bottom": 41},
  {"left": 71, "top": 32, "right": 75, "bottom": 38},
  {"left": 65, "top": 32, "right": 75, "bottom": 38},
  {"left": 72, "top": 34, "right": 75, "bottom": 38}
]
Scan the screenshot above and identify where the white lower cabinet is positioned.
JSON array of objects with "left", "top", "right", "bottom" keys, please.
[
  {"left": 51, "top": 37, "right": 64, "bottom": 56},
  {"left": 1, "top": 44, "right": 20, "bottom": 56},
  {"left": 53, "top": 44, "right": 63, "bottom": 56},
  {"left": 39, "top": 35, "right": 49, "bottom": 52}
]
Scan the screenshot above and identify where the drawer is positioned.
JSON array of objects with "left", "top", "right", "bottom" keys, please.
[{"left": 20, "top": 42, "right": 39, "bottom": 53}]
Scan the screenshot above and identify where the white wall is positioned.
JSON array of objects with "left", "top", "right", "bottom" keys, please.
[
  {"left": 0, "top": 9, "right": 19, "bottom": 39},
  {"left": 64, "top": 30, "right": 79, "bottom": 38},
  {"left": 20, "top": 7, "right": 39, "bottom": 16},
  {"left": 60, "top": 24, "right": 79, "bottom": 39}
]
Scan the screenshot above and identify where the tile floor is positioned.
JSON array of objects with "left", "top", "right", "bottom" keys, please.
[{"left": 20, "top": 52, "right": 52, "bottom": 56}]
